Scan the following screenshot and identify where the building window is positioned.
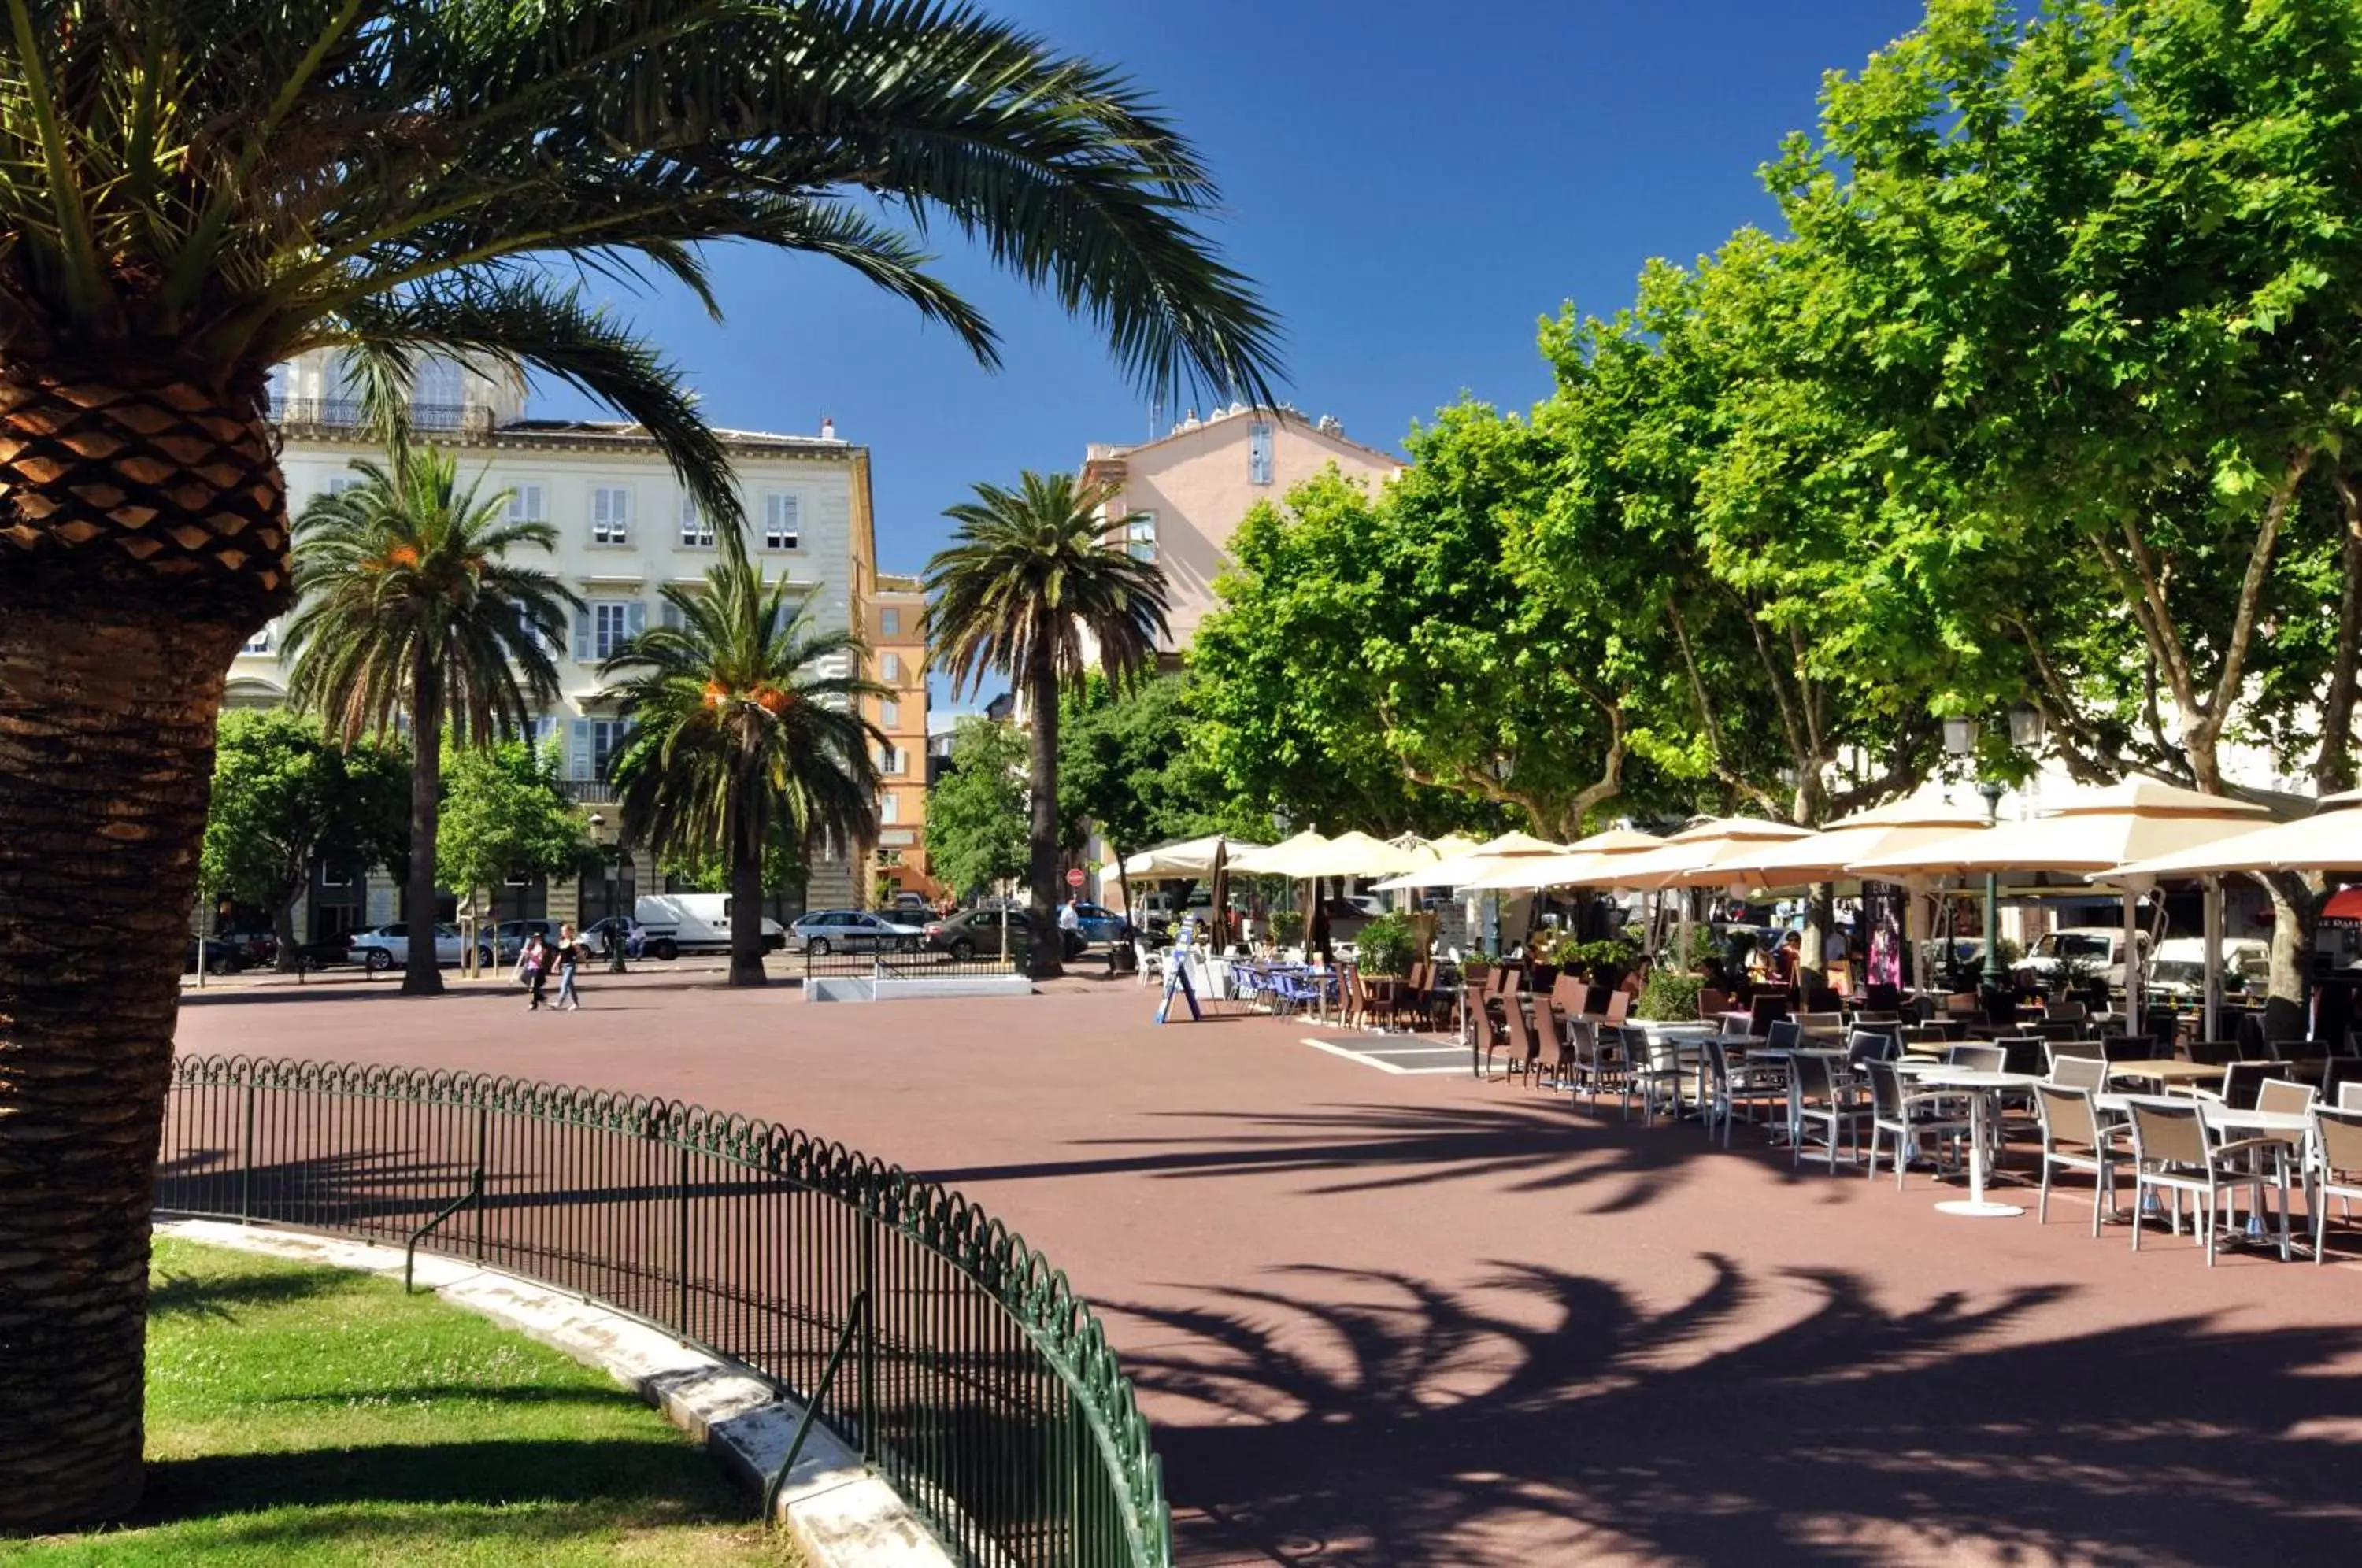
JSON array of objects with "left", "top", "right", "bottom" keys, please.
[
  {"left": 325, "top": 474, "right": 365, "bottom": 497},
  {"left": 881, "top": 699, "right": 901, "bottom": 730},
  {"left": 595, "top": 602, "right": 633, "bottom": 660},
  {"left": 322, "top": 865, "right": 353, "bottom": 887},
  {"left": 1126, "top": 512, "right": 1158, "bottom": 563},
  {"left": 570, "top": 717, "right": 631, "bottom": 781},
  {"left": 412, "top": 359, "right": 465, "bottom": 427},
  {"left": 764, "top": 491, "right": 800, "bottom": 549},
  {"left": 507, "top": 483, "right": 546, "bottom": 523},
  {"left": 1249, "top": 421, "right": 1273, "bottom": 486},
  {"left": 592, "top": 486, "right": 631, "bottom": 545},
  {"left": 881, "top": 650, "right": 903, "bottom": 682},
  {"left": 886, "top": 745, "right": 908, "bottom": 775},
  {"left": 880, "top": 606, "right": 901, "bottom": 638},
  {"left": 879, "top": 790, "right": 899, "bottom": 824},
  {"left": 679, "top": 494, "right": 713, "bottom": 548}
]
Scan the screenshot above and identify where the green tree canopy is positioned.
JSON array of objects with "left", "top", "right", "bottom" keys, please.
[
  {"left": 924, "top": 716, "right": 1031, "bottom": 899},
  {"left": 437, "top": 740, "right": 600, "bottom": 930},
  {"left": 200, "top": 711, "right": 408, "bottom": 967}
]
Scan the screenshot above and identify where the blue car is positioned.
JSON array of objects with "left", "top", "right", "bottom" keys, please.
[{"left": 1065, "top": 902, "right": 1131, "bottom": 945}]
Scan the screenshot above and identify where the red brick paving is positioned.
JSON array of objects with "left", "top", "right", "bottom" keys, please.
[{"left": 176, "top": 970, "right": 2362, "bottom": 1566}]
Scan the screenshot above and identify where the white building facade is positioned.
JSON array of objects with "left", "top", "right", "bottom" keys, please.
[{"left": 231, "top": 352, "right": 879, "bottom": 941}]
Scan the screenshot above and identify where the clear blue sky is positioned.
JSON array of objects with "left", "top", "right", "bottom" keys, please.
[{"left": 537, "top": 1, "right": 1929, "bottom": 579}]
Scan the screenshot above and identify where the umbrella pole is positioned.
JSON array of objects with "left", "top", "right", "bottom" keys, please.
[
  {"left": 2202, "top": 875, "right": 2223, "bottom": 1045},
  {"left": 2122, "top": 878, "right": 2148, "bottom": 1038}
]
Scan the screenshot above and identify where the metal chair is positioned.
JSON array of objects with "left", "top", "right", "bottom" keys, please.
[
  {"left": 1864, "top": 1059, "right": 1971, "bottom": 1190},
  {"left": 2123, "top": 1098, "right": 2288, "bottom": 1266},
  {"left": 1791, "top": 1052, "right": 1868, "bottom": 1174},
  {"left": 1621, "top": 1030, "right": 1685, "bottom": 1124},
  {"left": 2309, "top": 1106, "right": 2362, "bottom": 1264},
  {"left": 1703, "top": 1037, "right": 1786, "bottom": 1148},
  {"left": 2047, "top": 1055, "right": 2108, "bottom": 1093},
  {"left": 2034, "top": 1082, "right": 2123, "bottom": 1237}
]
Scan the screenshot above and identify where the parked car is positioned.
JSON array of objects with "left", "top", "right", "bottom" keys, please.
[
  {"left": 2014, "top": 926, "right": 2153, "bottom": 990},
  {"left": 889, "top": 891, "right": 932, "bottom": 915},
  {"left": 580, "top": 915, "right": 646, "bottom": 959},
  {"left": 488, "top": 919, "right": 555, "bottom": 960},
  {"left": 1064, "top": 901, "right": 1131, "bottom": 945},
  {"left": 2148, "top": 936, "right": 2270, "bottom": 1004},
  {"left": 632, "top": 893, "right": 786, "bottom": 958},
  {"left": 924, "top": 908, "right": 1085, "bottom": 963},
  {"left": 346, "top": 923, "right": 494, "bottom": 972},
  {"left": 788, "top": 908, "right": 927, "bottom": 956},
  {"left": 183, "top": 937, "right": 246, "bottom": 975}
]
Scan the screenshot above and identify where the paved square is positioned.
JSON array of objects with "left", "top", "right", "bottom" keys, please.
[{"left": 176, "top": 971, "right": 2362, "bottom": 1566}]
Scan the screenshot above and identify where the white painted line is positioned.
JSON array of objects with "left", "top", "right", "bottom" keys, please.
[
  {"left": 1297, "top": 1035, "right": 1408, "bottom": 1072},
  {"left": 1361, "top": 1046, "right": 1468, "bottom": 1058}
]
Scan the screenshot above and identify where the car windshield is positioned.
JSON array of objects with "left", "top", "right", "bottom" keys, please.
[{"left": 2034, "top": 934, "right": 2111, "bottom": 960}]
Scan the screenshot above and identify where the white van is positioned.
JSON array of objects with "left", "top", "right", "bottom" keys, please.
[{"left": 632, "top": 893, "right": 787, "bottom": 960}]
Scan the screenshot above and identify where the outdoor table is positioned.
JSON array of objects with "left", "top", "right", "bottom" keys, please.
[
  {"left": 1916, "top": 1067, "right": 2044, "bottom": 1218},
  {"left": 2106, "top": 1060, "right": 2225, "bottom": 1091}
]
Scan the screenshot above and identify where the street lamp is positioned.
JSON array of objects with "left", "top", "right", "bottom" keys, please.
[{"left": 1942, "top": 703, "right": 2048, "bottom": 990}]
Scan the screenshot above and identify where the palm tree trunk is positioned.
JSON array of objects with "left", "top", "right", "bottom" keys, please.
[
  {"left": 1026, "top": 649, "right": 1064, "bottom": 980},
  {"left": 0, "top": 369, "right": 283, "bottom": 1530},
  {"left": 404, "top": 646, "right": 445, "bottom": 996},
  {"left": 727, "top": 775, "right": 768, "bottom": 987}
]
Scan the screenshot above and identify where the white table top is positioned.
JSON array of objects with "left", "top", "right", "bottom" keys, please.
[
  {"left": 1916, "top": 1067, "right": 2044, "bottom": 1089},
  {"left": 2094, "top": 1095, "right": 2312, "bottom": 1134}
]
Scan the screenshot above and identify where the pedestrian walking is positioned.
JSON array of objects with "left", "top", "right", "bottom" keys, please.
[
  {"left": 554, "top": 923, "right": 583, "bottom": 1011},
  {"left": 518, "top": 932, "right": 549, "bottom": 1010}
]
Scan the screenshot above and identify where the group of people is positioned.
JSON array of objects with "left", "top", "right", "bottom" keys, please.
[{"left": 515, "top": 924, "right": 587, "bottom": 1011}]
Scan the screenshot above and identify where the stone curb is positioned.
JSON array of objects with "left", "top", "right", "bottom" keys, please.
[{"left": 156, "top": 1218, "right": 955, "bottom": 1568}]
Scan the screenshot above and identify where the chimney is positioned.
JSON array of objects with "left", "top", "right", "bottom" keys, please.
[{"left": 820, "top": 415, "right": 836, "bottom": 441}]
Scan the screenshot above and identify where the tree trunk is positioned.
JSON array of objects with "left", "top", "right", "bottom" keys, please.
[
  {"left": 2256, "top": 871, "right": 2317, "bottom": 1045},
  {"left": 403, "top": 645, "right": 444, "bottom": 997},
  {"left": 272, "top": 886, "right": 301, "bottom": 972},
  {"left": 2318, "top": 475, "right": 2362, "bottom": 793},
  {"left": 727, "top": 778, "right": 769, "bottom": 987},
  {"left": 0, "top": 368, "right": 285, "bottom": 1529},
  {"left": 1026, "top": 651, "right": 1064, "bottom": 980}
]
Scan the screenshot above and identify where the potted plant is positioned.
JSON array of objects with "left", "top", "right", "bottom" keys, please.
[{"left": 1355, "top": 912, "right": 1416, "bottom": 978}]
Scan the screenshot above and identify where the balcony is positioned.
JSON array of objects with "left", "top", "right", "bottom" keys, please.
[
  {"left": 561, "top": 779, "right": 616, "bottom": 805},
  {"left": 269, "top": 398, "right": 483, "bottom": 434}
]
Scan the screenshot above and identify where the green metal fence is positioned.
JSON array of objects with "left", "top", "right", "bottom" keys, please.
[{"left": 157, "top": 1054, "right": 1172, "bottom": 1566}]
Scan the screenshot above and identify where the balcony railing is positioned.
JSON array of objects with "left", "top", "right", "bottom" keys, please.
[
  {"left": 560, "top": 779, "right": 616, "bottom": 805},
  {"left": 269, "top": 398, "right": 478, "bottom": 432}
]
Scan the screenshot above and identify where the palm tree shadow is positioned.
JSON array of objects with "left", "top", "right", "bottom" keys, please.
[
  {"left": 920, "top": 1100, "right": 1718, "bottom": 1212},
  {"left": 148, "top": 1267, "right": 346, "bottom": 1320},
  {"left": 1122, "top": 1258, "right": 2362, "bottom": 1566}
]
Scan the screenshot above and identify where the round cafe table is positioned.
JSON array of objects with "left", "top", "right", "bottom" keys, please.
[{"left": 1916, "top": 1067, "right": 2044, "bottom": 1218}]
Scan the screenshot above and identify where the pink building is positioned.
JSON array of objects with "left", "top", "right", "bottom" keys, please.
[{"left": 1081, "top": 405, "right": 1404, "bottom": 653}]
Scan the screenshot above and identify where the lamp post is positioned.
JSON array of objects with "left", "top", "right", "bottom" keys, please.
[{"left": 1941, "top": 702, "right": 2047, "bottom": 993}]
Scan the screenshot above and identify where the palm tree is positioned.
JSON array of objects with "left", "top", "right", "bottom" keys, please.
[
  {"left": 926, "top": 472, "right": 1171, "bottom": 978},
  {"left": 0, "top": 2, "right": 1278, "bottom": 1524},
  {"left": 283, "top": 452, "right": 578, "bottom": 996},
  {"left": 602, "top": 553, "right": 884, "bottom": 987}
]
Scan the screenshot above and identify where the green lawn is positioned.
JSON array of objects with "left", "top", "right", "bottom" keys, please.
[{"left": 2, "top": 1238, "right": 799, "bottom": 1566}]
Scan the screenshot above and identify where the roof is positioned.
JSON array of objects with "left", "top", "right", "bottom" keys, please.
[
  {"left": 1083, "top": 404, "right": 1402, "bottom": 471},
  {"left": 494, "top": 418, "right": 854, "bottom": 455}
]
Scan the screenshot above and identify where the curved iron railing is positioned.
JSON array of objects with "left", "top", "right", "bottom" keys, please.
[{"left": 156, "top": 1054, "right": 1171, "bottom": 1567}]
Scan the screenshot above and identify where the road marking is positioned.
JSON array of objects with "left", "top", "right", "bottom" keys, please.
[{"left": 1297, "top": 1035, "right": 1471, "bottom": 1075}]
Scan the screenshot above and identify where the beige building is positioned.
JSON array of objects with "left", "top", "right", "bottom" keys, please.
[
  {"left": 230, "top": 350, "right": 878, "bottom": 940},
  {"left": 1080, "top": 404, "right": 1404, "bottom": 652},
  {"left": 864, "top": 573, "right": 938, "bottom": 904}
]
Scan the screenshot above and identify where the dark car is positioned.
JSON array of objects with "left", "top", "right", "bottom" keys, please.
[
  {"left": 924, "top": 908, "right": 1085, "bottom": 963},
  {"left": 183, "top": 937, "right": 245, "bottom": 975}
]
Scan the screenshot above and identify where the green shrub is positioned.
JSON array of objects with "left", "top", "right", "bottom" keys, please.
[
  {"left": 1268, "top": 909, "right": 1304, "bottom": 945},
  {"left": 1355, "top": 912, "right": 1416, "bottom": 976},
  {"left": 1635, "top": 971, "right": 1703, "bottom": 1023}
]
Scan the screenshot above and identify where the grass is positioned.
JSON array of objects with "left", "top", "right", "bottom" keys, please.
[{"left": 2, "top": 1238, "right": 800, "bottom": 1566}]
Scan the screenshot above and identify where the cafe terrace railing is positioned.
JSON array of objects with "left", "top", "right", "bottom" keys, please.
[{"left": 157, "top": 1054, "right": 1172, "bottom": 1567}]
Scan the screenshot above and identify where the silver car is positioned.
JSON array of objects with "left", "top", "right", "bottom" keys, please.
[
  {"left": 789, "top": 909, "right": 927, "bottom": 956},
  {"left": 347, "top": 923, "right": 493, "bottom": 971}
]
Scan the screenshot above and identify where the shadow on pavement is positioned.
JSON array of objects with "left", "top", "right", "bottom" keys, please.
[{"left": 1127, "top": 1256, "right": 2362, "bottom": 1566}]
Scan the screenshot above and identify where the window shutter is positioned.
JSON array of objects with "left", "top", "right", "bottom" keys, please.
[
  {"left": 572, "top": 608, "right": 590, "bottom": 660},
  {"left": 569, "top": 719, "right": 593, "bottom": 781},
  {"left": 627, "top": 601, "right": 646, "bottom": 639},
  {"left": 661, "top": 601, "right": 681, "bottom": 631}
]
